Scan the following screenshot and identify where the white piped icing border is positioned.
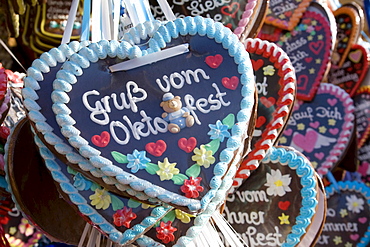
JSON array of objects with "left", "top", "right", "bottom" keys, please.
[
  {"left": 232, "top": 38, "right": 296, "bottom": 190},
  {"left": 51, "top": 16, "right": 255, "bottom": 213},
  {"left": 21, "top": 41, "right": 155, "bottom": 203}
]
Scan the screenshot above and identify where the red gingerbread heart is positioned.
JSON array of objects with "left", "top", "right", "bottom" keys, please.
[
  {"left": 178, "top": 137, "right": 197, "bottom": 153},
  {"left": 145, "top": 140, "right": 167, "bottom": 157},
  {"left": 91, "top": 131, "right": 110, "bottom": 148}
]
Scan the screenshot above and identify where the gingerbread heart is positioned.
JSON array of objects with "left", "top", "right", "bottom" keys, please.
[
  {"left": 148, "top": 0, "right": 268, "bottom": 40},
  {"left": 34, "top": 127, "right": 172, "bottom": 245},
  {"left": 332, "top": 5, "right": 361, "bottom": 67},
  {"left": 329, "top": 44, "right": 370, "bottom": 97},
  {"left": 232, "top": 38, "right": 296, "bottom": 189},
  {"left": 51, "top": 17, "right": 255, "bottom": 215},
  {"left": 264, "top": 0, "right": 313, "bottom": 31},
  {"left": 354, "top": 87, "right": 370, "bottom": 148},
  {"left": 316, "top": 181, "right": 370, "bottom": 246},
  {"left": 224, "top": 146, "right": 320, "bottom": 246},
  {"left": 276, "top": 10, "right": 333, "bottom": 101},
  {"left": 22, "top": 41, "right": 156, "bottom": 205},
  {"left": 279, "top": 83, "right": 355, "bottom": 176}
]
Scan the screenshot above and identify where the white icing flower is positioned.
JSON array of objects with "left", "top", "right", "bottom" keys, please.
[
  {"left": 346, "top": 194, "right": 364, "bottom": 214},
  {"left": 264, "top": 169, "right": 292, "bottom": 197}
]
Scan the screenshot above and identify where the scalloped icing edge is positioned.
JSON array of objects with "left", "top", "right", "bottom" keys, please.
[
  {"left": 32, "top": 129, "right": 172, "bottom": 245},
  {"left": 263, "top": 146, "right": 319, "bottom": 247},
  {"left": 313, "top": 83, "right": 355, "bottom": 176},
  {"left": 234, "top": 0, "right": 259, "bottom": 38},
  {"left": 50, "top": 16, "right": 255, "bottom": 213},
  {"left": 332, "top": 6, "right": 362, "bottom": 68},
  {"left": 231, "top": 38, "right": 296, "bottom": 190},
  {"left": 21, "top": 40, "right": 159, "bottom": 204},
  {"left": 325, "top": 180, "right": 370, "bottom": 247},
  {"left": 264, "top": 0, "right": 312, "bottom": 31}
]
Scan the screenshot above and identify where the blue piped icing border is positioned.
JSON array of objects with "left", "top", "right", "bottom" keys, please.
[
  {"left": 51, "top": 16, "right": 255, "bottom": 213},
  {"left": 262, "top": 146, "right": 318, "bottom": 247},
  {"left": 325, "top": 181, "right": 370, "bottom": 247},
  {"left": 32, "top": 131, "right": 172, "bottom": 245},
  {"left": 21, "top": 41, "right": 156, "bottom": 203}
]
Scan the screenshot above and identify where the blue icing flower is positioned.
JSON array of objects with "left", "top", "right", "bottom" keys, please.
[
  {"left": 73, "top": 173, "right": 92, "bottom": 191},
  {"left": 208, "top": 120, "right": 231, "bottom": 142},
  {"left": 126, "top": 150, "right": 150, "bottom": 173}
]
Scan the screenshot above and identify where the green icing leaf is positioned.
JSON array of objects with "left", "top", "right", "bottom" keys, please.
[
  {"left": 111, "top": 194, "right": 124, "bottom": 211},
  {"left": 185, "top": 164, "right": 201, "bottom": 178},
  {"left": 128, "top": 199, "right": 141, "bottom": 209},
  {"left": 145, "top": 163, "right": 160, "bottom": 175},
  {"left": 222, "top": 114, "right": 235, "bottom": 129},
  {"left": 67, "top": 166, "right": 78, "bottom": 175},
  {"left": 111, "top": 151, "right": 128, "bottom": 163},
  {"left": 205, "top": 139, "right": 220, "bottom": 154},
  {"left": 171, "top": 174, "right": 188, "bottom": 185},
  {"left": 155, "top": 210, "right": 176, "bottom": 226}
]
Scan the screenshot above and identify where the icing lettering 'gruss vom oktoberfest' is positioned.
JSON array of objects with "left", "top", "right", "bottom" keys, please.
[{"left": 50, "top": 16, "right": 255, "bottom": 214}]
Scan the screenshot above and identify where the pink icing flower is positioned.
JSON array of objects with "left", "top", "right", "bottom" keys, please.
[
  {"left": 113, "top": 207, "right": 137, "bottom": 228},
  {"left": 156, "top": 221, "right": 177, "bottom": 244},
  {"left": 180, "top": 177, "right": 204, "bottom": 198}
]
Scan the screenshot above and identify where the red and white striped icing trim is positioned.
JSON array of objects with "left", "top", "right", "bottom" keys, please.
[{"left": 231, "top": 38, "right": 296, "bottom": 191}]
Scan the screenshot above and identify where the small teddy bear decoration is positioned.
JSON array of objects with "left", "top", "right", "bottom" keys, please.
[{"left": 160, "top": 93, "right": 194, "bottom": 133}]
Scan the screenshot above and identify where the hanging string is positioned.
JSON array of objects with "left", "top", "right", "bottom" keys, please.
[
  {"left": 61, "top": 0, "right": 80, "bottom": 44},
  {"left": 0, "top": 39, "right": 26, "bottom": 72},
  {"left": 80, "top": 0, "right": 92, "bottom": 41}
]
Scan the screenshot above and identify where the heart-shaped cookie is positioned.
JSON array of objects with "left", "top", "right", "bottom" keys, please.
[
  {"left": 279, "top": 83, "right": 355, "bottom": 176},
  {"left": 329, "top": 43, "right": 370, "bottom": 97},
  {"left": 224, "top": 146, "right": 320, "bottom": 246},
  {"left": 51, "top": 17, "right": 255, "bottom": 214},
  {"left": 4, "top": 118, "right": 87, "bottom": 245},
  {"left": 232, "top": 38, "right": 296, "bottom": 189},
  {"left": 264, "top": 0, "right": 313, "bottom": 31},
  {"left": 22, "top": 41, "right": 155, "bottom": 204},
  {"left": 316, "top": 181, "right": 370, "bottom": 246},
  {"left": 276, "top": 10, "right": 333, "bottom": 101},
  {"left": 354, "top": 86, "right": 370, "bottom": 148},
  {"left": 332, "top": 5, "right": 361, "bottom": 67},
  {"left": 33, "top": 125, "right": 173, "bottom": 245},
  {"left": 148, "top": 0, "right": 268, "bottom": 40}
]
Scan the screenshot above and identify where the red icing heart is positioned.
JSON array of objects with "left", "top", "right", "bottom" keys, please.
[
  {"left": 255, "top": 116, "right": 266, "bottom": 128},
  {"left": 350, "top": 234, "right": 359, "bottom": 241},
  {"left": 145, "top": 140, "right": 167, "bottom": 157},
  {"left": 91, "top": 131, "right": 110, "bottom": 148},
  {"left": 205, "top": 54, "right": 223, "bottom": 69},
  {"left": 304, "top": 57, "right": 312, "bottom": 63},
  {"left": 278, "top": 201, "right": 291, "bottom": 210},
  {"left": 260, "top": 97, "right": 276, "bottom": 108},
  {"left": 297, "top": 75, "right": 309, "bottom": 91},
  {"left": 222, "top": 76, "right": 239, "bottom": 90},
  {"left": 309, "top": 41, "right": 324, "bottom": 55},
  {"left": 178, "top": 137, "right": 197, "bottom": 153},
  {"left": 221, "top": 2, "right": 240, "bottom": 19},
  {"left": 251, "top": 59, "right": 264, "bottom": 71}
]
